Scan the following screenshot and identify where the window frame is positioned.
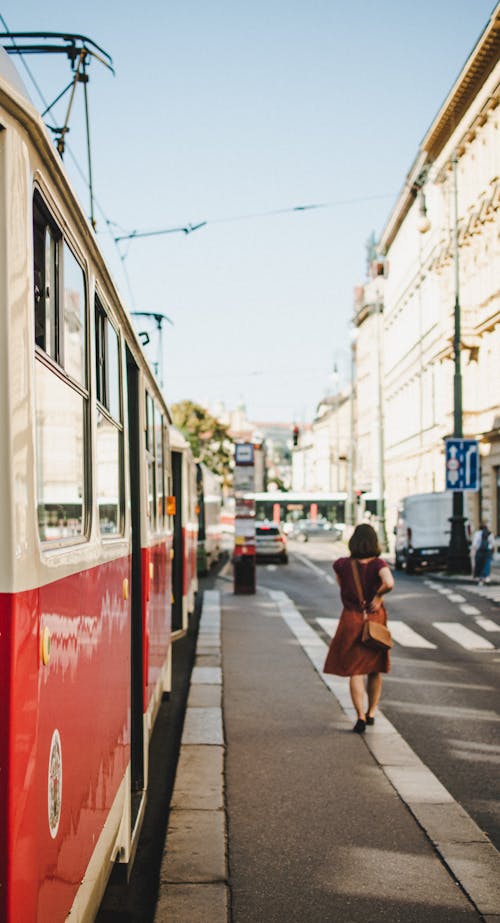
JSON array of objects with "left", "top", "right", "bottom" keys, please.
[
  {"left": 33, "top": 188, "right": 91, "bottom": 546},
  {"left": 94, "top": 292, "right": 125, "bottom": 537}
]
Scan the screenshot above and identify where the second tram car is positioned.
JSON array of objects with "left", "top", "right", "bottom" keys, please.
[
  {"left": 196, "top": 462, "right": 223, "bottom": 574},
  {"left": 0, "top": 48, "right": 197, "bottom": 922},
  {"left": 170, "top": 427, "right": 198, "bottom": 633}
]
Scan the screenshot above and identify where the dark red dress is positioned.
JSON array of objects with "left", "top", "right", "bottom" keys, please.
[{"left": 323, "top": 556, "right": 391, "bottom": 677}]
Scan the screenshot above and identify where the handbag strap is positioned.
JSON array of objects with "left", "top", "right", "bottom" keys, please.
[{"left": 351, "top": 559, "right": 368, "bottom": 618}]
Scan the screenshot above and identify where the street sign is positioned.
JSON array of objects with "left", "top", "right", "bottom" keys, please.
[
  {"left": 445, "top": 438, "right": 479, "bottom": 491},
  {"left": 235, "top": 442, "right": 254, "bottom": 465}
]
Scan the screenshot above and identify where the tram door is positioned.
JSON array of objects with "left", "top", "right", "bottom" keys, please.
[
  {"left": 171, "top": 450, "right": 184, "bottom": 632},
  {"left": 126, "top": 348, "right": 145, "bottom": 821}
]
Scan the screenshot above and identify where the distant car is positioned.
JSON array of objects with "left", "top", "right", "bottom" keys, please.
[
  {"left": 289, "top": 519, "right": 341, "bottom": 542},
  {"left": 255, "top": 522, "right": 288, "bottom": 563}
]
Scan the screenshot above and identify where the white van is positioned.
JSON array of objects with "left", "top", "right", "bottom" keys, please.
[{"left": 394, "top": 492, "right": 455, "bottom": 573}]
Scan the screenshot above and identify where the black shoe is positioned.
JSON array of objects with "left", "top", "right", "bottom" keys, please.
[
  {"left": 353, "top": 718, "right": 366, "bottom": 734},
  {"left": 366, "top": 715, "right": 375, "bottom": 726}
]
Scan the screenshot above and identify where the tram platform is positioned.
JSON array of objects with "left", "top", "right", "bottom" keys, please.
[{"left": 154, "top": 570, "right": 500, "bottom": 923}]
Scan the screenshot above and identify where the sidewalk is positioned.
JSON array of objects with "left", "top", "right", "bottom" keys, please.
[{"left": 154, "top": 576, "right": 500, "bottom": 923}]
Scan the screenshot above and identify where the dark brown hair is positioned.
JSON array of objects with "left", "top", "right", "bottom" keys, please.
[{"left": 348, "top": 523, "right": 381, "bottom": 559}]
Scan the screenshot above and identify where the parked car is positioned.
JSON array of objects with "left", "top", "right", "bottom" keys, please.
[
  {"left": 255, "top": 522, "right": 288, "bottom": 563},
  {"left": 289, "top": 519, "right": 341, "bottom": 542}
]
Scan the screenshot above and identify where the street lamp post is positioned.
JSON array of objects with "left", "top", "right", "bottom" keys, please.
[
  {"left": 447, "top": 151, "right": 471, "bottom": 574},
  {"left": 376, "top": 300, "right": 388, "bottom": 551}
]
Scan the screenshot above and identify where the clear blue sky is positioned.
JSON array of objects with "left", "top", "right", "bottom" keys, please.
[{"left": 1, "top": 1, "right": 496, "bottom": 422}]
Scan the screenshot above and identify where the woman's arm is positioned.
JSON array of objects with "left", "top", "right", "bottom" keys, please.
[{"left": 368, "top": 565, "right": 394, "bottom": 612}]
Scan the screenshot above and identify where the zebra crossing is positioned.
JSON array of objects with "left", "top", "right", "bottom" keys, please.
[{"left": 316, "top": 612, "right": 500, "bottom": 652}]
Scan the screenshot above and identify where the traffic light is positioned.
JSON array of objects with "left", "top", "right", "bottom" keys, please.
[
  {"left": 355, "top": 489, "right": 366, "bottom": 505},
  {"left": 292, "top": 425, "right": 299, "bottom": 447}
]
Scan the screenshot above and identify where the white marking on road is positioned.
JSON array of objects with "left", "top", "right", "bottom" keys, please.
[
  {"left": 474, "top": 617, "right": 500, "bottom": 632},
  {"left": 459, "top": 604, "right": 480, "bottom": 615},
  {"left": 266, "top": 564, "right": 277, "bottom": 571},
  {"left": 382, "top": 699, "right": 500, "bottom": 722},
  {"left": 449, "top": 750, "right": 500, "bottom": 764},
  {"left": 268, "top": 589, "right": 500, "bottom": 915},
  {"left": 316, "top": 617, "right": 339, "bottom": 636},
  {"left": 433, "top": 622, "right": 495, "bottom": 651},
  {"left": 435, "top": 586, "right": 453, "bottom": 595},
  {"left": 386, "top": 676, "right": 494, "bottom": 691},
  {"left": 389, "top": 621, "right": 437, "bottom": 649},
  {"left": 448, "top": 593, "right": 466, "bottom": 603},
  {"left": 448, "top": 739, "right": 500, "bottom": 754},
  {"left": 294, "top": 553, "right": 336, "bottom": 584}
]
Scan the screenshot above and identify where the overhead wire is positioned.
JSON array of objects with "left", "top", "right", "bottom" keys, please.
[
  {"left": 1, "top": 18, "right": 394, "bottom": 313},
  {"left": 113, "top": 192, "right": 395, "bottom": 245},
  {"left": 0, "top": 15, "right": 137, "bottom": 306}
]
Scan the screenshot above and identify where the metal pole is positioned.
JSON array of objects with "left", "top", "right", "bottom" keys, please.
[
  {"left": 447, "top": 151, "right": 471, "bottom": 574},
  {"left": 376, "top": 304, "right": 388, "bottom": 550},
  {"left": 347, "top": 334, "right": 356, "bottom": 526},
  {"left": 82, "top": 59, "right": 96, "bottom": 230}
]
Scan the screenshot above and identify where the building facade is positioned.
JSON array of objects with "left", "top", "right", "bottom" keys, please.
[
  {"left": 376, "top": 9, "right": 500, "bottom": 539},
  {"left": 292, "top": 391, "right": 351, "bottom": 497}
]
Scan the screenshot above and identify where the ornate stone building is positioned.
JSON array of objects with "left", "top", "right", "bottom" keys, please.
[{"left": 377, "top": 8, "right": 500, "bottom": 537}]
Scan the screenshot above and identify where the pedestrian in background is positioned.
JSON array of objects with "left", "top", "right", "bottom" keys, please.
[
  {"left": 472, "top": 523, "right": 495, "bottom": 584},
  {"left": 323, "top": 523, "right": 394, "bottom": 734}
]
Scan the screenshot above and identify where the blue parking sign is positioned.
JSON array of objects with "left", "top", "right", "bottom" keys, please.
[{"left": 445, "top": 438, "right": 479, "bottom": 491}]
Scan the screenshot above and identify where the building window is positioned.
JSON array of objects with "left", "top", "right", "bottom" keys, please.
[{"left": 33, "top": 191, "right": 89, "bottom": 544}]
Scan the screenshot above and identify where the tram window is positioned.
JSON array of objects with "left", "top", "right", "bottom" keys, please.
[
  {"left": 35, "top": 361, "right": 86, "bottom": 542},
  {"left": 145, "top": 392, "right": 156, "bottom": 530},
  {"left": 145, "top": 392, "right": 154, "bottom": 452},
  {"left": 156, "top": 414, "right": 166, "bottom": 526},
  {"left": 95, "top": 298, "right": 124, "bottom": 535},
  {"left": 96, "top": 411, "right": 122, "bottom": 535},
  {"left": 33, "top": 192, "right": 90, "bottom": 546},
  {"left": 33, "top": 195, "right": 59, "bottom": 358},
  {"left": 95, "top": 298, "right": 121, "bottom": 422},
  {"left": 107, "top": 324, "right": 120, "bottom": 420},
  {"left": 33, "top": 191, "right": 88, "bottom": 386},
  {"left": 62, "top": 243, "right": 86, "bottom": 384}
]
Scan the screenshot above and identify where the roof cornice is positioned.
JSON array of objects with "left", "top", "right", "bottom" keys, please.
[{"left": 380, "top": 4, "right": 500, "bottom": 254}]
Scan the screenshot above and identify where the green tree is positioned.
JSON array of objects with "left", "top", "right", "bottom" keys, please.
[{"left": 170, "top": 400, "right": 234, "bottom": 483}]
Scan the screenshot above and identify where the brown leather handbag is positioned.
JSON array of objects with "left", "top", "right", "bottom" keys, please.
[{"left": 351, "top": 560, "right": 393, "bottom": 651}]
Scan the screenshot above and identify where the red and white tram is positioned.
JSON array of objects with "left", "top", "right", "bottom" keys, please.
[{"left": 0, "top": 48, "right": 197, "bottom": 922}]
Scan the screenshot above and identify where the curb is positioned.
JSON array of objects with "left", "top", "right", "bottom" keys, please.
[{"left": 154, "top": 590, "right": 228, "bottom": 923}]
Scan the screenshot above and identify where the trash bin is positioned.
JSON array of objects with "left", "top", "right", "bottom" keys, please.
[{"left": 233, "top": 550, "right": 256, "bottom": 594}]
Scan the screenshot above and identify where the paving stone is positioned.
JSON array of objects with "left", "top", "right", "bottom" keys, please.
[
  {"left": 187, "top": 683, "right": 222, "bottom": 708},
  {"left": 195, "top": 653, "right": 221, "bottom": 668},
  {"left": 171, "top": 745, "right": 224, "bottom": 811},
  {"left": 412, "top": 801, "right": 491, "bottom": 845},
  {"left": 439, "top": 841, "right": 500, "bottom": 915},
  {"left": 160, "top": 809, "right": 226, "bottom": 883},
  {"left": 384, "top": 765, "right": 454, "bottom": 804},
  {"left": 182, "top": 707, "right": 223, "bottom": 745},
  {"left": 154, "top": 883, "right": 228, "bottom": 923},
  {"left": 191, "top": 666, "right": 222, "bottom": 685}
]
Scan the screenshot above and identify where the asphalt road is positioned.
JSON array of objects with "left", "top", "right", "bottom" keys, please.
[{"left": 257, "top": 538, "right": 500, "bottom": 852}]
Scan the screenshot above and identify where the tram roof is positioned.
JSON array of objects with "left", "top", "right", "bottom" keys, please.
[
  {"left": 0, "top": 46, "right": 170, "bottom": 418},
  {"left": 0, "top": 45, "right": 30, "bottom": 101}
]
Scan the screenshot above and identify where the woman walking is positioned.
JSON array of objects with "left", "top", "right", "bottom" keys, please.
[{"left": 323, "top": 523, "right": 394, "bottom": 734}]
